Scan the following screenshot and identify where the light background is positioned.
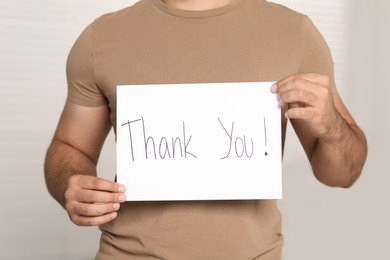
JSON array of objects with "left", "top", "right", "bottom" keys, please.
[{"left": 0, "top": 0, "right": 389, "bottom": 259}]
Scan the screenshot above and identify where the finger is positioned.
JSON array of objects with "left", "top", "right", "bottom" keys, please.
[
  {"left": 277, "top": 73, "right": 330, "bottom": 88},
  {"left": 271, "top": 77, "right": 316, "bottom": 108},
  {"left": 285, "top": 107, "right": 316, "bottom": 121},
  {"left": 73, "top": 202, "right": 121, "bottom": 217},
  {"left": 71, "top": 211, "right": 118, "bottom": 227},
  {"left": 278, "top": 87, "right": 318, "bottom": 107},
  {"left": 76, "top": 189, "right": 126, "bottom": 204},
  {"left": 77, "top": 175, "right": 126, "bottom": 193},
  {"left": 278, "top": 77, "right": 317, "bottom": 94},
  {"left": 270, "top": 82, "right": 278, "bottom": 93}
]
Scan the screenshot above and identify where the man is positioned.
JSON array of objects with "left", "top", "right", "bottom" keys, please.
[{"left": 44, "top": 0, "right": 367, "bottom": 259}]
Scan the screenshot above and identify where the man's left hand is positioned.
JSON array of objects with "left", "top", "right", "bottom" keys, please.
[{"left": 271, "top": 73, "right": 342, "bottom": 141}]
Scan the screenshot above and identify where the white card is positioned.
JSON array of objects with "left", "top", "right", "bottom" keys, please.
[{"left": 116, "top": 82, "right": 282, "bottom": 201}]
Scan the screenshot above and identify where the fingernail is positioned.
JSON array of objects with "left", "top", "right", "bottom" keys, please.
[
  {"left": 119, "top": 194, "right": 126, "bottom": 202},
  {"left": 118, "top": 186, "right": 125, "bottom": 192},
  {"left": 285, "top": 112, "right": 289, "bottom": 119},
  {"left": 271, "top": 83, "right": 277, "bottom": 92},
  {"left": 110, "top": 212, "right": 117, "bottom": 219},
  {"left": 278, "top": 98, "right": 283, "bottom": 107},
  {"left": 113, "top": 203, "right": 120, "bottom": 210}
]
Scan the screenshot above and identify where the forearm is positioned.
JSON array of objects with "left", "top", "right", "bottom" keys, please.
[
  {"left": 310, "top": 117, "right": 367, "bottom": 188},
  {"left": 44, "top": 139, "right": 97, "bottom": 207}
]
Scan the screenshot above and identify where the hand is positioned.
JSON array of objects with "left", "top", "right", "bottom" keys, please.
[
  {"left": 64, "top": 175, "right": 126, "bottom": 226},
  {"left": 271, "top": 73, "right": 342, "bottom": 141}
]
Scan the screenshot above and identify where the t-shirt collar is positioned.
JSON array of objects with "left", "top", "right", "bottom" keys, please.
[{"left": 153, "top": 0, "right": 245, "bottom": 18}]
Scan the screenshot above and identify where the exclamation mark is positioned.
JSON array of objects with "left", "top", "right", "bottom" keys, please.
[{"left": 263, "top": 117, "right": 268, "bottom": 156}]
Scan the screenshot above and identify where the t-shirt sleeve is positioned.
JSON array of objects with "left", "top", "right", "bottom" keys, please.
[
  {"left": 66, "top": 23, "right": 108, "bottom": 106},
  {"left": 299, "top": 16, "right": 338, "bottom": 93}
]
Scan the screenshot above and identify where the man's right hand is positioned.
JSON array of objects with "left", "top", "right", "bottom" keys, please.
[
  {"left": 44, "top": 101, "right": 126, "bottom": 226},
  {"left": 64, "top": 175, "right": 126, "bottom": 226}
]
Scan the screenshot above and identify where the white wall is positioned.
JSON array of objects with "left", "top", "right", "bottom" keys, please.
[
  {"left": 0, "top": 1, "right": 130, "bottom": 259},
  {"left": 275, "top": 1, "right": 390, "bottom": 259},
  {"left": 0, "top": 0, "right": 388, "bottom": 259},
  {"left": 276, "top": 1, "right": 390, "bottom": 259}
]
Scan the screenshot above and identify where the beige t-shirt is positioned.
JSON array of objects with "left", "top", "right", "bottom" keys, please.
[{"left": 66, "top": 0, "right": 335, "bottom": 259}]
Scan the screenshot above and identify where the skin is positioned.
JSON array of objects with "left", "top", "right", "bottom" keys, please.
[
  {"left": 163, "top": 0, "right": 232, "bottom": 10},
  {"left": 45, "top": 102, "right": 126, "bottom": 226},
  {"left": 44, "top": 0, "right": 367, "bottom": 227},
  {"left": 272, "top": 73, "right": 367, "bottom": 187}
]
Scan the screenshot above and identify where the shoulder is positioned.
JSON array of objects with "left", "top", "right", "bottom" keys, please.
[
  {"left": 247, "top": 1, "right": 315, "bottom": 41},
  {"left": 261, "top": 0, "right": 305, "bottom": 20},
  {"left": 92, "top": 0, "right": 153, "bottom": 29},
  {"left": 254, "top": 0, "right": 310, "bottom": 33}
]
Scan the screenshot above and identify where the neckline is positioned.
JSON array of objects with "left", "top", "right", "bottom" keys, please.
[{"left": 153, "top": 0, "right": 245, "bottom": 19}]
